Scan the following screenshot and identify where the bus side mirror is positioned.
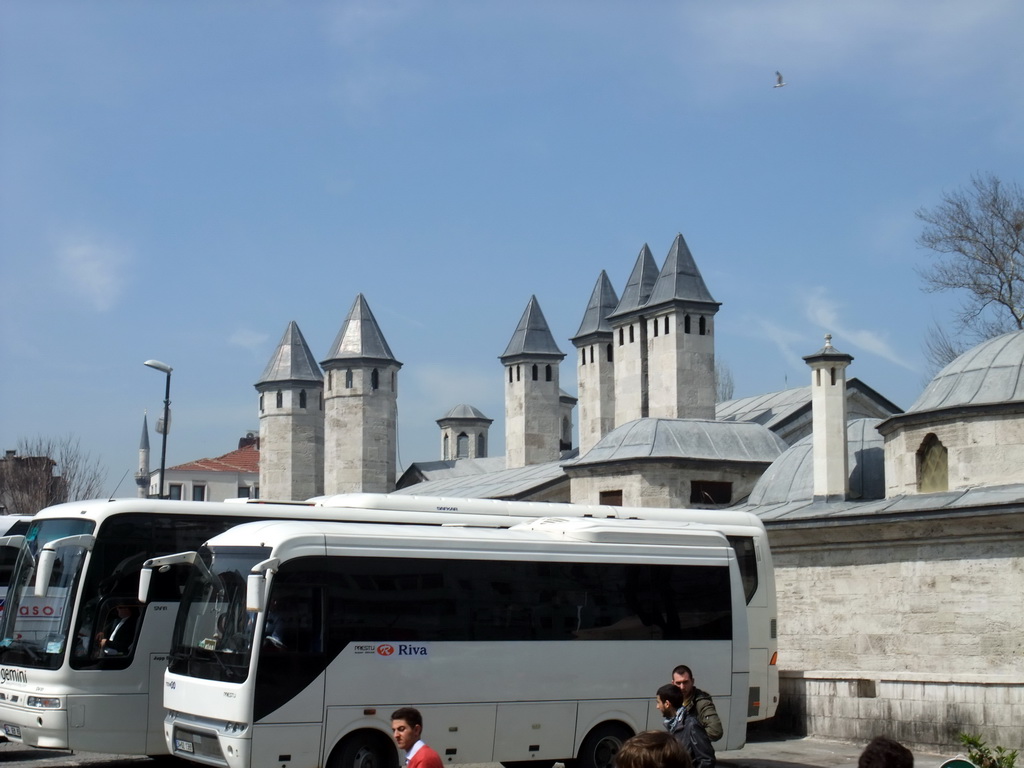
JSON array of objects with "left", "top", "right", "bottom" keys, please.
[
  {"left": 246, "top": 573, "right": 265, "bottom": 613},
  {"left": 34, "top": 548, "right": 56, "bottom": 598},
  {"left": 138, "top": 567, "right": 153, "bottom": 605}
]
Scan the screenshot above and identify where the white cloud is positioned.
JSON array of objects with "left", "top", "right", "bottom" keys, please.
[
  {"left": 228, "top": 328, "right": 270, "bottom": 352},
  {"left": 56, "top": 238, "right": 130, "bottom": 312},
  {"left": 803, "top": 286, "right": 915, "bottom": 370}
]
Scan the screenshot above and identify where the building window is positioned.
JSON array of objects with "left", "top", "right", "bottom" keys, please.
[
  {"left": 259, "top": 393, "right": 264, "bottom": 412},
  {"left": 532, "top": 364, "right": 538, "bottom": 381},
  {"left": 237, "top": 486, "right": 251, "bottom": 499},
  {"left": 690, "top": 480, "right": 732, "bottom": 505},
  {"left": 443, "top": 434, "right": 450, "bottom": 460},
  {"left": 606, "top": 343, "right": 613, "bottom": 362},
  {"left": 619, "top": 328, "right": 624, "bottom": 346},
  {"left": 457, "top": 433, "right": 469, "bottom": 459},
  {"left": 684, "top": 315, "right": 691, "bottom": 334},
  {"left": 545, "top": 364, "right": 552, "bottom": 382},
  {"left": 477, "top": 433, "right": 486, "bottom": 458},
  {"left": 599, "top": 490, "right": 623, "bottom": 506},
  {"left": 653, "top": 318, "right": 659, "bottom": 337},
  {"left": 581, "top": 349, "right": 586, "bottom": 366},
  {"left": 664, "top": 316, "right": 670, "bottom": 335},
  {"left": 168, "top": 484, "right": 183, "bottom": 500},
  {"left": 629, "top": 325, "right": 635, "bottom": 343},
  {"left": 371, "top": 369, "right": 379, "bottom": 390},
  {"left": 917, "top": 433, "right": 948, "bottom": 493},
  {"left": 345, "top": 369, "right": 353, "bottom": 389},
  {"left": 299, "top": 390, "right": 307, "bottom": 409},
  {"left": 830, "top": 367, "right": 837, "bottom": 386},
  {"left": 516, "top": 366, "right": 521, "bottom": 382},
  {"left": 589, "top": 346, "right": 594, "bottom": 364},
  {"left": 509, "top": 367, "right": 514, "bottom": 383},
  {"left": 699, "top": 316, "right": 707, "bottom": 335},
  {"left": 276, "top": 391, "right": 283, "bottom": 408},
  {"left": 192, "top": 485, "right": 207, "bottom": 502}
]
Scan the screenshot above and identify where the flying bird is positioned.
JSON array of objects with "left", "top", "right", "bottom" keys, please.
[{"left": 774, "top": 71, "right": 786, "bottom": 88}]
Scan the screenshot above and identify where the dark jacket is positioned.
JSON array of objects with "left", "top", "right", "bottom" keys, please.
[
  {"left": 685, "top": 688, "right": 723, "bottom": 742},
  {"left": 665, "top": 708, "right": 715, "bottom": 768}
]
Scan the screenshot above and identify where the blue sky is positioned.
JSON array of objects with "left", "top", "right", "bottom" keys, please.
[{"left": 3, "top": 1, "right": 1023, "bottom": 493}]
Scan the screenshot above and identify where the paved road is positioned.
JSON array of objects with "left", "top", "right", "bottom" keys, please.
[{"left": 0, "top": 734, "right": 953, "bottom": 768}]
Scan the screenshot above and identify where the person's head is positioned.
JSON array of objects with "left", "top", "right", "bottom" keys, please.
[
  {"left": 391, "top": 707, "right": 424, "bottom": 751},
  {"left": 858, "top": 736, "right": 913, "bottom": 768},
  {"left": 656, "top": 683, "right": 684, "bottom": 716},
  {"left": 671, "top": 665, "right": 694, "bottom": 699},
  {"left": 615, "top": 730, "right": 692, "bottom": 768}
]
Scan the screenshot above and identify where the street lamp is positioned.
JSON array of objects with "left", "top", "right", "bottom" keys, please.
[{"left": 143, "top": 359, "right": 172, "bottom": 499}]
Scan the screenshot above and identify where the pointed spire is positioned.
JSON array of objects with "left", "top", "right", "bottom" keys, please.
[
  {"left": 257, "top": 320, "right": 324, "bottom": 385},
  {"left": 571, "top": 270, "right": 619, "bottom": 343},
  {"left": 322, "top": 294, "right": 399, "bottom": 366},
  {"left": 608, "top": 244, "right": 659, "bottom": 320},
  {"left": 139, "top": 412, "right": 150, "bottom": 451},
  {"left": 645, "top": 233, "right": 719, "bottom": 309},
  {"left": 500, "top": 295, "right": 565, "bottom": 362}
]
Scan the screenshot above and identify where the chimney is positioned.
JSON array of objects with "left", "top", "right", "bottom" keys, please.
[{"left": 803, "top": 334, "right": 853, "bottom": 501}]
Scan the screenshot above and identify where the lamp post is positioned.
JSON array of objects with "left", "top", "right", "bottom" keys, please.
[{"left": 143, "top": 359, "right": 173, "bottom": 499}]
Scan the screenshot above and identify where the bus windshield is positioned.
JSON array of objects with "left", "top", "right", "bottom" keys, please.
[
  {"left": 168, "top": 546, "right": 270, "bottom": 684},
  {"left": 0, "top": 518, "right": 95, "bottom": 669}
]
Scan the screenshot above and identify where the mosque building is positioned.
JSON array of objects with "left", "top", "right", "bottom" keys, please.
[{"left": 147, "top": 233, "right": 1024, "bottom": 750}]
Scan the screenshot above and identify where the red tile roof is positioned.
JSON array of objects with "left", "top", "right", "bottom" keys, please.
[{"left": 170, "top": 443, "right": 259, "bottom": 474}]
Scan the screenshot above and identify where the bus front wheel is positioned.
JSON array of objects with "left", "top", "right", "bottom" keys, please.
[
  {"left": 576, "top": 723, "right": 633, "bottom": 768},
  {"left": 329, "top": 732, "right": 399, "bottom": 768}
]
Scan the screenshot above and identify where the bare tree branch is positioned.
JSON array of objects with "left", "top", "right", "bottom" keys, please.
[
  {"left": 715, "top": 360, "right": 735, "bottom": 403},
  {"left": 0, "top": 435, "right": 107, "bottom": 515}
]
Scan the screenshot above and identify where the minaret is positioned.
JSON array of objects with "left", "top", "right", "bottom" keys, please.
[
  {"left": 255, "top": 321, "right": 324, "bottom": 501},
  {"left": 500, "top": 296, "right": 566, "bottom": 468},
  {"left": 134, "top": 412, "right": 150, "bottom": 498},
  {"left": 571, "top": 271, "right": 619, "bottom": 453},
  {"left": 804, "top": 334, "right": 854, "bottom": 501},
  {"left": 643, "top": 233, "right": 721, "bottom": 420},
  {"left": 321, "top": 294, "right": 402, "bottom": 494},
  {"left": 437, "top": 405, "right": 493, "bottom": 460},
  {"left": 607, "top": 244, "right": 660, "bottom": 426}
]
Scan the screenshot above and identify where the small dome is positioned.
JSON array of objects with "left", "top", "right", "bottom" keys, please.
[
  {"left": 747, "top": 419, "right": 885, "bottom": 505},
  {"left": 570, "top": 418, "right": 788, "bottom": 466},
  {"left": 909, "top": 330, "right": 1024, "bottom": 413},
  {"left": 440, "top": 404, "right": 490, "bottom": 420}
]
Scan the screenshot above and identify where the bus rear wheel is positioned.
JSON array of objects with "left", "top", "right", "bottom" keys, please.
[
  {"left": 576, "top": 723, "right": 633, "bottom": 768},
  {"left": 329, "top": 732, "right": 398, "bottom": 768}
]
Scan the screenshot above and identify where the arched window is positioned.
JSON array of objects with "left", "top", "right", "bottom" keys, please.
[
  {"left": 477, "top": 433, "right": 486, "bottom": 458},
  {"left": 581, "top": 349, "right": 586, "bottom": 366},
  {"left": 371, "top": 369, "right": 380, "bottom": 390},
  {"left": 619, "top": 328, "right": 624, "bottom": 346},
  {"left": 443, "top": 434, "right": 450, "bottom": 460},
  {"left": 532, "top": 364, "right": 538, "bottom": 381},
  {"left": 606, "top": 343, "right": 613, "bottom": 362},
  {"left": 345, "top": 369, "right": 353, "bottom": 389},
  {"left": 830, "top": 367, "right": 837, "bottom": 385},
  {"left": 629, "top": 325, "right": 635, "bottom": 343},
  {"left": 589, "top": 346, "right": 594, "bottom": 364},
  {"left": 516, "top": 366, "right": 521, "bottom": 382},
  {"left": 917, "top": 434, "right": 949, "bottom": 493},
  {"left": 684, "top": 315, "right": 691, "bottom": 334},
  {"left": 457, "top": 433, "right": 469, "bottom": 459},
  {"left": 545, "top": 364, "right": 552, "bottom": 381},
  {"left": 259, "top": 393, "right": 264, "bottom": 412},
  {"left": 664, "top": 316, "right": 670, "bottom": 335},
  {"left": 299, "top": 390, "right": 307, "bottom": 409},
  {"left": 653, "top": 318, "right": 659, "bottom": 337},
  {"left": 276, "top": 391, "right": 283, "bottom": 408},
  {"left": 327, "top": 371, "right": 332, "bottom": 391},
  {"left": 699, "top": 315, "right": 707, "bottom": 335}
]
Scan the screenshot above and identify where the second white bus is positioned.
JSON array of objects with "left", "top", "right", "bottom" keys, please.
[{"left": 157, "top": 516, "right": 751, "bottom": 768}]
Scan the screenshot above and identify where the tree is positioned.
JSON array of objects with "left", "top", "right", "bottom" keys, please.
[
  {"left": 916, "top": 173, "right": 1024, "bottom": 371},
  {"left": 0, "top": 435, "right": 107, "bottom": 516},
  {"left": 715, "top": 360, "right": 735, "bottom": 403}
]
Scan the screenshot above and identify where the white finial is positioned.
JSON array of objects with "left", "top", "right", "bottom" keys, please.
[{"left": 824, "top": 334, "right": 833, "bottom": 348}]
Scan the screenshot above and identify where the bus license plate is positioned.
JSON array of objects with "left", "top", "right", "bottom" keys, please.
[
  {"left": 4, "top": 724, "right": 21, "bottom": 738},
  {"left": 175, "top": 738, "right": 194, "bottom": 753}
]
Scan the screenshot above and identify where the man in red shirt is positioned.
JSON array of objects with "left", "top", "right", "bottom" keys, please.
[{"left": 391, "top": 707, "right": 443, "bottom": 768}]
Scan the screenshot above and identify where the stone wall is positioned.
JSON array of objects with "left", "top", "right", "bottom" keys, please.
[{"left": 766, "top": 511, "right": 1024, "bottom": 750}]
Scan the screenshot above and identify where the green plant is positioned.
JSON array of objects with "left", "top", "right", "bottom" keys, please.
[{"left": 959, "top": 733, "right": 1019, "bottom": 768}]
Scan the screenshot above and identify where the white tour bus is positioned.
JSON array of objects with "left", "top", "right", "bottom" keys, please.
[
  {"left": 315, "top": 493, "right": 779, "bottom": 723},
  {"left": 0, "top": 495, "right": 775, "bottom": 758},
  {"left": 154, "top": 516, "right": 751, "bottom": 768}
]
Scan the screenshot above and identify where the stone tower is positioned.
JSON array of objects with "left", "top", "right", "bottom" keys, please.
[
  {"left": 255, "top": 320, "right": 324, "bottom": 500},
  {"left": 804, "top": 334, "right": 853, "bottom": 501},
  {"left": 437, "top": 404, "right": 492, "bottom": 460},
  {"left": 607, "top": 244, "right": 660, "bottom": 426},
  {"left": 500, "top": 295, "right": 565, "bottom": 468},
  {"left": 321, "top": 294, "right": 402, "bottom": 494},
  {"left": 134, "top": 412, "right": 150, "bottom": 498},
  {"left": 571, "top": 270, "right": 619, "bottom": 453},
  {"left": 642, "top": 233, "right": 720, "bottom": 420}
]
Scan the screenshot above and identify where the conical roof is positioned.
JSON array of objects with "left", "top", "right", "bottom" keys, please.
[
  {"left": 256, "top": 320, "right": 323, "bottom": 386},
  {"left": 500, "top": 295, "right": 564, "bottom": 362},
  {"left": 645, "top": 233, "right": 719, "bottom": 310},
  {"left": 437, "top": 404, "right": 493, "bottom": 425},
  {"left": 322, "top": 294, "right": 400, "bottom": 366},
  {"left": 139, "top": 413, "right": 150, "bottom": 450},
  {"left": 608, "top": 244, "right": 659, "bottom": 320},
  {"left": 571, "top": 270, "right": 619, "bottom": 343}
]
